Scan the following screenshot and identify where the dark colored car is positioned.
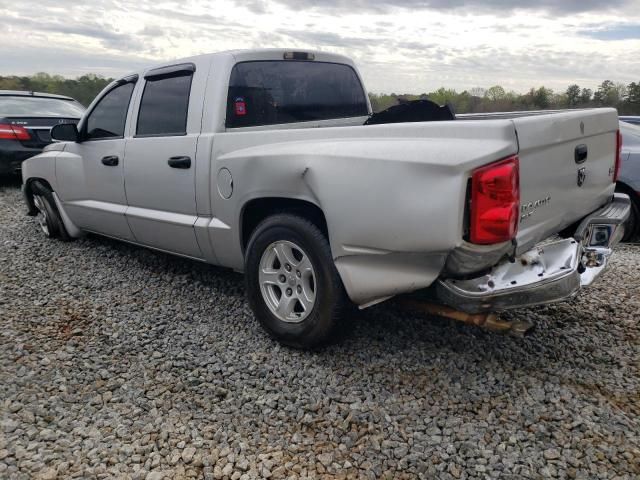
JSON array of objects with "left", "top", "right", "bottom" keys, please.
[
  {"left": 0, "top": 91, "right": 84, "bottom": 175},
  {"left": 619, "top": 116, "right": 640, "bottom": 126},
  {"left": 616, "top": 121, "right": 640, "bottom": 240}
]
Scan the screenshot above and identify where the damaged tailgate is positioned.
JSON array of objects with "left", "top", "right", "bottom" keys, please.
[{"left": 512, "top": 108, "right": 619, "bottom": 254}]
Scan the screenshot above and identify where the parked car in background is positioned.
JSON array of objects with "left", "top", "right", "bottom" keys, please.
[
  {"left": 0, "top": 91, "right": 84, "bottom": 175},
  {"left": 619, "top": 116, "right": 640, "bottom": 126},
  {"left": 616, "top": 121, "right": 640, "bottom": 240},
  {"left": 21, "top": 50, "right": 630, "bottom": 348}
]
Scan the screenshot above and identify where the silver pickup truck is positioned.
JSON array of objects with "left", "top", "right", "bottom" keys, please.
[{"left": 21, "top": 49, "right": 630, "bottom": 348}]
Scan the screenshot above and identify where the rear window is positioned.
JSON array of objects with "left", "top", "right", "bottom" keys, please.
[
  {"left": 226, "top": 61, "right": 368, "bottom": 128},
  {"left": 0, "top": 96, "right": 84, "bottom": 117}
]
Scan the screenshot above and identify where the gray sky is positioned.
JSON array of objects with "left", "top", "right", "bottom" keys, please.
[{"left": 1, "top": 0, "right": 639, "bottom": 93}]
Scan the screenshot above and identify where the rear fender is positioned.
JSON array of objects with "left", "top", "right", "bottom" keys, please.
[{"left": 212, "top": 125, "right": 517, "bottom": 306}]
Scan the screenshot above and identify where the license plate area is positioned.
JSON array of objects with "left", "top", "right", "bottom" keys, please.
[{"left": 585, "top": 224, "right": 617, "bottom": 248}]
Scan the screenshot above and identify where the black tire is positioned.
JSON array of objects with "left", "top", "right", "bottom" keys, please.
[
  {"left": 245, "top": 213, "right": 350, "bottom": 349},
  {"left": 622, "top": 195, "right": 640, "bottom": 242},
  {"left": 30, "top": 182, "right": 71, "bottom": 241}
]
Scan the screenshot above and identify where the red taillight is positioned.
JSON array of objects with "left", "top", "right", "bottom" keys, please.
[
  {"left": 613, "top": 129, "right": 622, "bottom": 182},
  {"left": 12, "top": 125, "right": 31, "bottom": 140},
  {"left": 0, "top": 124, "right": 15, "bottom": 139},
  {"left": 0, "top": 123, "right": 31, "bottom": 140},
  {"left": 470, "top": 155, "right": 520, "bottom": 245}
]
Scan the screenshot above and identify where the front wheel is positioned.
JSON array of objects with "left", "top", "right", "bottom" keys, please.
[
  {"left": 245, "top": 214, "right": 349, "bottom": 349},
  {"left": 32, "top": 193, "right": 57, "bottom": 238},
  {"left": 30, "top": 183, "right": 71, "bottom": 241}
]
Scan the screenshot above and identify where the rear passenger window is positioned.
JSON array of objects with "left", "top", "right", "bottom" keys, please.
[
  {"left": 136, "top": 71, "right": 193, "bottom": 136},
  {"left": 226, "top": 61, "right": 368, "bottom": 128}
]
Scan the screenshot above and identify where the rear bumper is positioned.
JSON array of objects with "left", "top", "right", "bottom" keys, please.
[{"left": 437, "top": 193, "right": 631, "bottom": 313}]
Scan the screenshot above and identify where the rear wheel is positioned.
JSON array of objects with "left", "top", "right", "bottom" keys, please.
[
  {"left": 245, "top": 214, "right": 349, "bottom": 349},
  {"left": 30, "top": 183, "right": 71, "bottom": 241}
]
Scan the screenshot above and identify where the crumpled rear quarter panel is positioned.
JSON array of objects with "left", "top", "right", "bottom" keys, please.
[{"left": 212, "top": 121, "right": 517, "bottom": 305}]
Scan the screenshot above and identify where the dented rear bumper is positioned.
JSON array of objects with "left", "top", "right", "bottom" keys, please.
[{"left": 437, "top": 193, "right": 631, "bottom": 313}]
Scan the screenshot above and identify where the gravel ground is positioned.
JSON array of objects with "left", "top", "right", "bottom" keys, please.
[{"left": 1, "top": 177, "right": 639, "bottom": 480}]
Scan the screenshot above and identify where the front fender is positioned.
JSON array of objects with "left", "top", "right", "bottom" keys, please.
[{"left": 21, "top": 143, "right": 66, "bottom": 192}]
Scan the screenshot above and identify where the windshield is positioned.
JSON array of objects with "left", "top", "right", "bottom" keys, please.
[{"left": 0, "top": 96, "right": 84, "bottom": 117}]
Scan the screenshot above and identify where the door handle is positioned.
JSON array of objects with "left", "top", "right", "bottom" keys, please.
[
  {"left": 101, "top": 155, "right": 119, "bottom": 166},
  {"left": 575, "top": 144, "right": 588, "bottom": 164},
  {"left": 168, "top": 156, "right": 191, "bottom": 169}
]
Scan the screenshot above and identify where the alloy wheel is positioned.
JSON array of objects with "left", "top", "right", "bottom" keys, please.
[
  {"left": 32, "top": 195, "right": 51, "bottom": 236},
  {"left": 258, "top": 240, "right": 317, "bottom": 323}
]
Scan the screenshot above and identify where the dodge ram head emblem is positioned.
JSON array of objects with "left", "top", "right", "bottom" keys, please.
[{"left": 577, "top": 167, "right": 586, "bottom": 187}]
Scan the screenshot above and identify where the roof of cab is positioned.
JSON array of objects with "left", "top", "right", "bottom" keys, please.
[{"left": 135, "top": 48, "right": 356, "bottom": 77}]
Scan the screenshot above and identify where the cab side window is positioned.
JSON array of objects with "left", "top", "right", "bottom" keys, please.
[
  {"left": 136, "top": 71, "right": 193, "bottom": 137},
  {"left": 85, "top": 82, "right": 135, "bottom": 140}
]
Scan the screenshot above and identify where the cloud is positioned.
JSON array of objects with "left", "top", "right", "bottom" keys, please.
[
  {"left": 0, "top": 44, "right": 148, "bottom": 77},
  {"left": 278, "top": 30, "right": 375, "bottom": 48},
  {"left": 268, "top": 0, "right": 635, "bottom": 14},
  {"left": 0, "top": 0, "right": 638, "bottom": 95},
  {"left": 580, "top": 24, "right": 640, "bottom": 40},
  {"left": 0, "top": 15, "right": 143, "bottom": 51}
]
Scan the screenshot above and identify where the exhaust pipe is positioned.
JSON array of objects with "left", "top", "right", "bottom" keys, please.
[{"left": 399, "top": 299, "right": 535, "bottom": 337}]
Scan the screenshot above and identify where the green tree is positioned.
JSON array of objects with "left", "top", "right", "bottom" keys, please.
[
  {"left": 0, "top": 72, "right": 112, "bottom": 106},
  {"left": 525, "top": 87, "right": 553, "bottom": 109},
  {"left": 596, "top": 81, "right": 628, "bottom": 107},
  {"left": 579, "top": 88, "right": 592, "bottom": 105},
  {"left": 484, "top": 85, "right": 506, "bottom": 102},
  {"left": 624, "top": 82, "right": 640, "bottom": 114},
  {"left": 627, "top": 82, "right": 640, "bottom": 105},
  {"left": 368, "top": 93, "right": 398, "bottom": 112},
  {"left": 427, "top": 87, "right": 459, "bottom": 107},
  {"left": 566, "top": 84, "right": 581, "bottom": 107}
]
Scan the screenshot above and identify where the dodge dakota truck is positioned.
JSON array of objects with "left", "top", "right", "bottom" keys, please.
[{"left": 21, "top": 49, "right": 630, "bottom": 348}]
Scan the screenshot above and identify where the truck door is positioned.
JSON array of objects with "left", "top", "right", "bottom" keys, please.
[
  {"left": 123, "top": 61, "right": 207, "bottom": 259},
  {"left": 56, "top": 77, "right": 138, "bottom": 240}
]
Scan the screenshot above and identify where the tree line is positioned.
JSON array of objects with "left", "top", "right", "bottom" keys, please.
[
  {"left": 370, "top": 80, "right": 640, "bottom": 115},
  {"left": 0, "top": 73, "right": 113, "bottom": 107},
  {"left": 1, "top": 72, "right": 638, "bottom": 116}
]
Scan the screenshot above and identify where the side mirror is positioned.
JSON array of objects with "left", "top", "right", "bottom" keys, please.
[{"left": 51, "top": 123, "right": 79, "bottom": 142}]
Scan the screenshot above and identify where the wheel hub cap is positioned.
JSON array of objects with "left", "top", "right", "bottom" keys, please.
[
  {"left": 32, "top": 195, "right": 50, "bottom": 236},
  {"left": 259, "top": 240, "right": 317, "bottom": 323}
]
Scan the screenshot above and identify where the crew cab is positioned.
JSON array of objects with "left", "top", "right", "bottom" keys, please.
[{"left": 21, "top": 49, "right": 630, "bottom": 348}]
